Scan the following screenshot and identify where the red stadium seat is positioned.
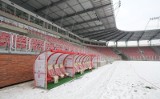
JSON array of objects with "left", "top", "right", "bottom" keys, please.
[
  {"left": 0, "top": 32, "right": 11, "bottom": 49},
  {"left": 59, "top": 64, "right": 69, "bottom": 76},
  {"left": 16, "top": 35, "right": 27, "bottom": 50},
  {"left": 54, "top": 64, "right": 64, "bottom": 78},
  {"left": 48, "top": 64, "right": 59, "bottom": 83}
]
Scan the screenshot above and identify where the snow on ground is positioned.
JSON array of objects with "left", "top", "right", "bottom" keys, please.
[{"left": 0, "top": 61, "right": 160, "bottom": 99}]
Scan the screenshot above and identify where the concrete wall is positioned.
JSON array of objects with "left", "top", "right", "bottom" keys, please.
[{"left": 0, "top": 54, "right": 36, "bottom": 88}]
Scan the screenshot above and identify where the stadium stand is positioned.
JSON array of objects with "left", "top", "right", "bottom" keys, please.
[
  {"left": 140, "top": 47, "right": 159, "bottom": 60},
  {"left": 118, "top": 47, "right": 159, "bottom": 60},
  {"left": 118, "top": 47, "right": 142, "bottom": 60},
  {"left": 0, "top": 0, "right": 160, "bottom": 88}
]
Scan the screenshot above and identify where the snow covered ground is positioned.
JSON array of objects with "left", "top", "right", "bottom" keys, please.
[{"left": 0, "top": 61, "right": 160, "bottom": 99}]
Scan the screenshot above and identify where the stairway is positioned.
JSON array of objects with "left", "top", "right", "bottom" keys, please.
[
  {"left": 151, "top": 46, "right": 160, "bottom": 55},
  {"left": 112, "top": 47, "right": 130, "bottom": 60}
]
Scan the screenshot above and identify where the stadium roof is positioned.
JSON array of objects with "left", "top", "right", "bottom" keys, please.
[{"left": 10, "top": 0, "right": 160, "bottom": 42}]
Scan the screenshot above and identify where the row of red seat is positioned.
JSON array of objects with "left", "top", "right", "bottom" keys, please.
[
  {"left": 0, "top": 16, "right": 103, "bottom": 54},
  {"left": 2, "top": 14, "right": 158, "bottom": 60},
  {"left": 47, "top": 64, "right": 68, "bottom": 83},
  {"left": 47, "top": 62, "right": 92, "bottom": 83},
  {"left": 0, "top": 16, "right": 69, "bottom": 49},
  {"left": 103, "top": 48, "right": 120, "bottom": 59},
  {"left": 0, "top": 31, "right": 99, "bottom": 56},
  {"left": 0, "top": 32, "right": 10, "bottom": 47},
  {"left": 0, "top": 16, "right": 79, "bottom": 52},
  {"left": 1, "top": 31, "right": 159, "bottom": 61},
  {"left": 119, "top": 47, "right": 159, "bottom": 60},
  {"left": 0, "top": 32, "right": 46, "bottom": 51},
  {"left": 140, "top": 47, "right": 157, "bottom": 57},
  {"left": 88, "top": 47, "right": 121, "bottom": 60},
  {"left": 119, "top": 47, "right": 141, "bottom": 58}
]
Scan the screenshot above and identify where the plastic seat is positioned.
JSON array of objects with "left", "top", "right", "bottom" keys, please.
[
  {"left": 85, "top": 61, "right": 92, "bottom": 69},
  {"left": 74, "top": 63, "right": 80, "bottom": 73},
  {"left": 16, "top": 35, "right": 27, "bottom": 50},
  {"left": 54, "top": 64, "right": 64, "bottom": 78},
  {"left": 48, "top": 64, "right": 59, "bottom": 83},
  {"left": 0, "top": 32, "right": 10, "bottom": 48},
  {"left": 78, "top": 63, "right": 84, "bottom": 74},
  {"left": 59, "top": 64, "right": 69, "bottom": 76}
]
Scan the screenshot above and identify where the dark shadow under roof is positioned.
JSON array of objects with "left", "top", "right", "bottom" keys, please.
[{"left": 9, "top": 0, "right": 160, "bottom": 42}]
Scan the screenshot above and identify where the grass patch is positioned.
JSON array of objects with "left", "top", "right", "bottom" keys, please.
[{"left": 47, "top": 69, "right": 92, "bottom": 89}]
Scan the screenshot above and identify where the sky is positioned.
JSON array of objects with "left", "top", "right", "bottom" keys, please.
[{"left": 112, "top": 0, "right": 160, "bottom": 31}]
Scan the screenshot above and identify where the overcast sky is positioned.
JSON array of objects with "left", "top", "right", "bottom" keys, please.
[{"left": 112, "top": 0, "right": 160, "bottom": 31}]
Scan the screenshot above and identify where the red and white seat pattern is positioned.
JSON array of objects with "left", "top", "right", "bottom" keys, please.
[
  {"left": 30, "top": 38, "right": 44, "bottom": 51},
  {"left": 0, "top": 32, "right": 11, "bottom": 48},
  {"left": 15, "top": 35, "right": 27, "bottom": 49},
  {"left": 119, "top": 47, "right": 141, "bottom": 59}
]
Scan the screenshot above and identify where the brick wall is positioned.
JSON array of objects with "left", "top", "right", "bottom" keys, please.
[{"left": 0, "top": 54, "right": 36, "bottom": 88}]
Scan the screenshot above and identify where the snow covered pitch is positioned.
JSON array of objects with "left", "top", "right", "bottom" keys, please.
[{"left": 0, "top": 61, "right": 160, "bottom": 99}]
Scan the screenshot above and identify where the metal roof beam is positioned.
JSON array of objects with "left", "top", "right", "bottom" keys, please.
[
  {"left": 104, "top": 33, "right": 122, "bottom": 41},
  {"left": 89, "top": 32, "right": 116, "bottom": 39},
  {"left": 63, "top": 14, "right": 113, "bottom": 28},
  {"left": 97, "top": 33, "right": 117, "bottom": 40},
  {"left": 99, "top": 32, "right": 121, "bottom": 41},
  {"left": 21, "top": 0, "right": 30, "bottom": 5},
  {"left": 115, "top": 33, "right": 128, "bottom": 42},
  {"left": 52, "top": 3, "right": 111, "bottom": 22},
  {"left": 82, "top": 31, "right": 105, "bottom": 37},
  {"left": 78, "top": 27, "right": 116, "bottom": 36},
  {"left": 149, "top": 31, "right": 160, "bottom": 40},
  {"left": 96, "top": 31, "right": 118, "bottom": 40},
  {"left": 138, "top": 31, "right": 145, "bottom": 41},
  {"left": 35, "top": 0, "right": 68, "bottom": 13},
  {"left": 83, "top": 30, "right": 107, "bottom": 37},
  {"left": 88, "top": 30, "right": 117, "bottom": 39},
  {"left": 83, "top": 29, "right": 116, "bottom": 38},
  {"left": 64, "top": 18, "right": 99, "bottom": 28},
  {"left": 117, "top": 32, "right": 131, "bottom": 41},
  {"left": 79, "top": 29, "right": 106, "bottom": 36},
  {"left": 129, "top": 32, "right": 143, "bottom": 41},
  {"left": 122, "top": 33, "right": 131, "bottom": 39},
  {"left": 77, "top": 28, "right": 116, "bottom": 36},
  {"left": 73, "top": 25, "right": 103, "bottom": 32},
  {"left": 126, "top": 32, "right": 134, "bottom": 41},
  {"left": 88, "top": 32, "right": 110, "bottom": 39},
  {"left": 124, "top": 32, "right": 134, "bottom": 41},
  {"left": 84, "top": 31, "right": 108, "bottom": 38}
]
